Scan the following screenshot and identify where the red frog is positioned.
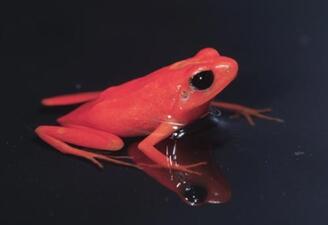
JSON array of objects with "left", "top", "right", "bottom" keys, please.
[{"left": 35, "top": 48, "right": 282, "bottom": 174}]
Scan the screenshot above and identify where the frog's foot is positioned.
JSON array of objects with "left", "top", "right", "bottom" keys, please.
[
  {"left": 175, "top": 161, "right": 207, "bottom": 175},
  {"left": 229, "top": 107, "right": 283, "bottom": 126},
  {"left": 108, "top": 155, "right": 133, "bottom": 160},
  {"left": 211, "top": 101, "right": 284, "bottom": 126},
  {"left": 138, "top": 161, "right": 207, "bottom": 175},
  {"left": 35, "top": 125, "right": 140, "bottom": 169}
]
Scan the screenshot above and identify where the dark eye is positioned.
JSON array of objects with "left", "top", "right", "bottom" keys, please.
[{"left": 190, "top": 70, "right": 214, "bottom": 90}]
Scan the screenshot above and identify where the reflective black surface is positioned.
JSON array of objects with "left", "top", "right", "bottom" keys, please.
[
  {"left": 1, "top": 0, "right": 328, "bottom": 224},
  {"left": 182, "top": 184, "right": 208, "bottom": 206},
  {"left": 128, "top": 116, "right": 232, "bottom": 206}
]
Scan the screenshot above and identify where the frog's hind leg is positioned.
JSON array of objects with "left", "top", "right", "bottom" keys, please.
[
  {"left": 211, "top": 101, "right": 284, "bottom": 126},
  {"left": 42, "top": 91, "right": 101, "bottom": 106},
  {"left": 35, "top": 125, "right": 139, "bottom": 169}
]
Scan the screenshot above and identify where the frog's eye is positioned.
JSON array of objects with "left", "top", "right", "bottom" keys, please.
[{"left": 190, "top": 70, "right": 214, "bottom": 90}]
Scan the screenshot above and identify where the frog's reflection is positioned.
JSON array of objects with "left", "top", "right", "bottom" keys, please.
[{"left": 128, "top": 115, "right": 231, "bottom": 206}]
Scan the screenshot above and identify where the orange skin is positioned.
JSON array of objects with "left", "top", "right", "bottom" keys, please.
[{"left": 35, "top": 48, "right": 282, "bottom": 174}]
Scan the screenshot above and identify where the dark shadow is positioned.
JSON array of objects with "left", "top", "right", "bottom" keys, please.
[{"left": 128, "top": 114, "right": 233, "bottom": 206}]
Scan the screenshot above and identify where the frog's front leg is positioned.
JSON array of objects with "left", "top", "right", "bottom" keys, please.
[
  {"left": 138, "top": 123, "right": 206, "bottom": 175},
  {"left": 35, "top": 125, "right": 139, "bottom": 169},
  {"left": 211, "top": 101, "right": 284, "bottom": 126}
]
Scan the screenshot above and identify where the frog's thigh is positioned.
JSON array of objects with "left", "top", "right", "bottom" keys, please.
[
  {"left": 36, "top": 125, "right": 124, "bottom": 151},
  {"left": 35, "top": 125, "right": 139, "bottom": 168}
]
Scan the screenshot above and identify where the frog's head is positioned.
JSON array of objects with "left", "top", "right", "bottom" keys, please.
[{"left": 169, "top": 48, "right": 238, "bottom": 113}]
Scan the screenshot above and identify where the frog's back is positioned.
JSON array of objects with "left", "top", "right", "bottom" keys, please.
[
  {"left": 98, "top": 66, "right": 167, "bottom": 100},
  {"left": 58, "top": 67, "right": 176, "bottom": 136}
]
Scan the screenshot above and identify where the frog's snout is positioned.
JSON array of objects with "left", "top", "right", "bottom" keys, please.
[{"left": 214, "top": 56, "right": 238, "bottom": 80}]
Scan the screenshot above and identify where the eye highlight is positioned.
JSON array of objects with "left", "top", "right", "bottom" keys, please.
[{"left": 189, "top": 70, "right": 214, "bottom": 90}]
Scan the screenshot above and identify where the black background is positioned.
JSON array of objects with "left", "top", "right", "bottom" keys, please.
[{"left": 1, "top": 0, "right": 328, "bottom": 224}]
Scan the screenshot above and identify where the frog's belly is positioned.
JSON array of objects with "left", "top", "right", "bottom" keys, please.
[{"left": 97, "top": 114, "right": 161, "bottom": 137}]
